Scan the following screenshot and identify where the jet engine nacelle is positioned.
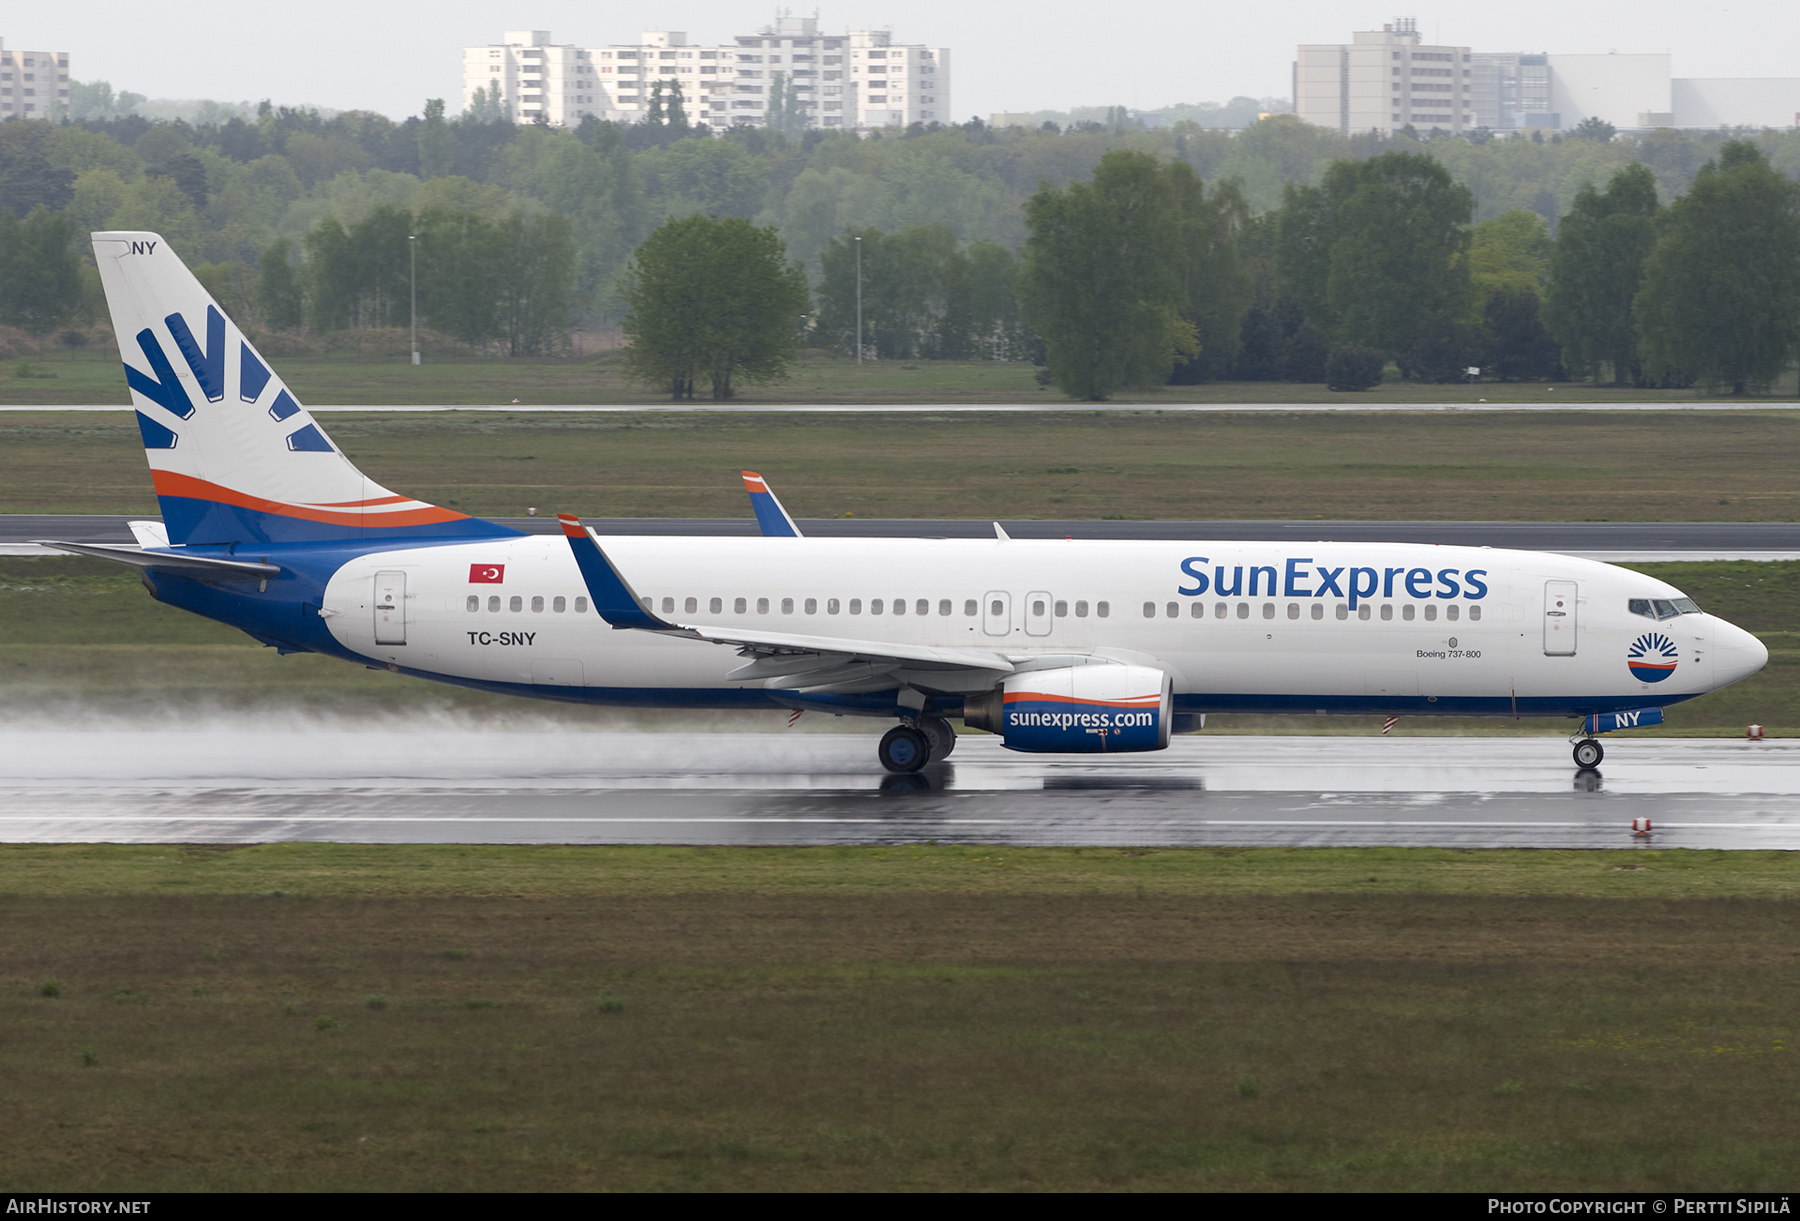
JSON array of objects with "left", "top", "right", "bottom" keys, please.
[{"left": 963, "top": 664, "right": 1172, "bottom": 754}]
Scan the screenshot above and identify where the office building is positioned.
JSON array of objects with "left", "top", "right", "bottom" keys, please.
[
  {"left": 1295, "top": 18, "right": 1473, "bottom": 136},
  {"left": 462, "top": 19, "right": 949, "bottom": 132},
  {"left": 0, "top": 38, "right": 71, "bottom": 121}
]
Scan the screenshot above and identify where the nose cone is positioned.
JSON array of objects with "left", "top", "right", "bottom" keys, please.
[{"left": 1712, "top": 618, "right": 1769, "bottom": 690}]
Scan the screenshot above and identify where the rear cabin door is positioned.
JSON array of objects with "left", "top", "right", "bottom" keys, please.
[
  {"left": 375, "top": 571, "right": 407, "bottom": 645},
  {"left": 1543, "top": 579, "right": 1577, "bottom": 656}
]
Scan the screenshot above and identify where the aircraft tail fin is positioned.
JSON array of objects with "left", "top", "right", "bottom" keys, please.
[
  {"left": 741, "top": 471, "right": 803, "bottom": 538},
  {"left": 91, "top": 231, "right": 518, "bottom": 547}
]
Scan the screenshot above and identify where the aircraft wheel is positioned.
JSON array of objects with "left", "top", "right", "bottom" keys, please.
[
  {"left": 919, "top": 716, "right": 956, "bottom": 760},
  {"left": 879, "top": 725, "right": 931, "bottom": 773},
  {"left": 1573, "top": 738, "right": 1604, "bottom": 770}
]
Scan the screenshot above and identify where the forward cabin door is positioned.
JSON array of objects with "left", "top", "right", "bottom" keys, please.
[
  {"left": 374, "top": 571, "right": 407, "bottom": 645},
  {"left": 1543, "top": 580, "right": 1577, "bottom": 656}
]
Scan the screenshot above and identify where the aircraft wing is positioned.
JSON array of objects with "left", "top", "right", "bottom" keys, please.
[
  {"left": 558, "top": 514, "right": 1012, "bottom": 693},
  {"left": 742, "top": 470, "right": 803, "bottom": 537}
]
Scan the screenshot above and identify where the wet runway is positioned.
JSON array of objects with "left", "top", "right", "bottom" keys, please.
[{"left": 3, "top": 731, "right": 1797, "bottom": 849}]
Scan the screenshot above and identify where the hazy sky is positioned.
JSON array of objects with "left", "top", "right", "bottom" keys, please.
[{"left": 9, "top": 2, "right": 1795, "bottom": 121}]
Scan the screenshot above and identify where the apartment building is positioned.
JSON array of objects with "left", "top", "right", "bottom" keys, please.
[
  {"left": 0, "top": 38, "right": 71, "bottom": 122},
  {"left": 463, "top": 19, "right": 949, "bottom": 132},
  {"left": 1296, "top": 19, "right": 1473, "bottom": 136}
]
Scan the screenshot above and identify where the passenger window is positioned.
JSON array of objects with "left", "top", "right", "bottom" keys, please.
[
  {"left": 1143, "top": 602, "right": 1156, "bottom": 618},
  {"left": 1335, "top": 604, "right": 1348, "bottom": 621},
  {"left": 756, "top": 597, "right": 769, "bottom": 614},
  {"left": 1424, "top": 604, "right": 1437, "bottom": 621},
  {"left": 684, "top": 597, "right": 697, "bottom": 614},
  {"left": 939, "top": 599, "right": 952, "bottom": 616},
  {"left": 1469, "top": 605, "right": 1481, "bottom": 621},
  {"left": 1168, "top": 602, "right": 1180, "bottom": 618},
  {"left": 850, "top": 599, "right": 862, "bottom": 614},
  {"left": 710, "top": 597, "right": 722, "bottom": 614},
  {"left": 1262, "top": 603, "right": 1275, "bottom": 619},
  {"left": 532, "top": 596, "right": 545, "bottom": 613},
  {"left": 1214, "top": 603, "right": 1227, "bottom": 619},
  {"left": 466, "top": 595, "right": 479, "bottom": 612},
  {"left": 553, "top": 596, "right": 566, "bottom": 613},
  {"left": 1380, "top": 604, "right": 1392, "bottom": 620},
  {"left": 918, "top": 600, "right": 931, "bottom": 616},
  {"left": 871, "top": 599, "right": 884, "bottom": 614},
  {"left": 964, "top": 600, "right": 978, "bottom": 616},
  {"left": 1097, "top": 601, "right": 1110, "bottom": 618},
  {"left": 990, "top": 599, "right": 1003, "bottom": 617},
  {"left": 828, "top": 598, "right": 841, "bottom": 614},
  {"left": 1075, "top": 600, "right": 1089, "bottom": 617},
  {"left": 781, "top": 597, "right": 794, "bottom": 614},
  {"left": 735, "top": 597, "right": 747, "bottom": 614},
  {"left": 575, "top": 597, "right": 588, "bottom": 612},
  {"left": 1287, "top": 603, "right": 1299, "bottom": 619},
  {"left": 1192, "top": 602, "right": 1205, "bottom": 619},
  {"left": 805, "top": 598, "right": 817, "bottom": 614},
  {"left": 661, "top": 597, "right": 674, "bottom": 613},
  {"left": 1056, "top": 600, "right": 1069, "bottom": 617},
  {"left": 1237, "top": 603, "right": 1249, "bottom": 619},
  {"left": 893, "top": 598, "right": 906, "bottom": 616},
  {"left": 1311, "top": 604, "right": 1323, "bottom": 620},
  {"left": 1446, "top": 605, "right": 1459, "bottom": 621},
  {"left": 1358, "top": 606, "right": 1370, "bottom": 620},
  {"left": 510, "top": 596, "right": 523, "bottom": 612}
]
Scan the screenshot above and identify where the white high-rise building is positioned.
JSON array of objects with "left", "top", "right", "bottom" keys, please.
[
  {"left": 0, "top": 38, "right": 71, "bottom": 122},
  {"left": 462, "top": 20, "right": 949, "bottom": 132},
  {"left": 1295, "top": 18, "right": 1473, "bottom": 136}
]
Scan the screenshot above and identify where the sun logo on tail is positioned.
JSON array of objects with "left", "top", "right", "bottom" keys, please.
[{"left": 1627, "top": 632, "right": 1679, "bottom": 683}]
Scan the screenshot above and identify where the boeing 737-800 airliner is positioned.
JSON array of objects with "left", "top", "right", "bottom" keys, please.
[{"left": 43, "top": 232, "right": 1768, "bottom": 772}]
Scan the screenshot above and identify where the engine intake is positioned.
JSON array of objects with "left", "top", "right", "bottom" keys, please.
[{"left": 963, "top": 664, "right": 1172, "bottom": 754}]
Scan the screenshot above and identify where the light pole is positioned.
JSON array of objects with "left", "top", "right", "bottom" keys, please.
[
  {"left": 854, "top": 234, "right": 862, "bottom": 367},
  {"left": 409, "top": 234, "right": 419, "bottom": 367}
]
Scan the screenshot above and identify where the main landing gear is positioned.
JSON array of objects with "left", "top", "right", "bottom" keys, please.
[
  {"left": 878, "top": 716, "right": 957, "bottom": 773},
  {"left": 1572, "top": 738, "right": 1604, "bottom": 770}
]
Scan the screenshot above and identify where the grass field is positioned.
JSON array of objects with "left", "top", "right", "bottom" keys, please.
[
  {"left": 4, "top": 845, "right": 1799, "bottom": 1191},
  {"left": 7, "top": 406, "right": 1800, "bottom": 521},
  {"left": 0, "top": 556, "right": 1794, "bottom": 735},
  {"left": 7, "top": 346, "right": 1799, "bottom": 408}
]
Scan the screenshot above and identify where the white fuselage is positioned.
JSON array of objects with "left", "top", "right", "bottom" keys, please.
[{"left": 317, "top": 536, "right": 1765, "bottom": 717}]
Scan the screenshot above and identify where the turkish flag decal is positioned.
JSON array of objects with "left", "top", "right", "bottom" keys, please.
[{"left": 469, "top": 564, "right": 506, "bottom": 583}]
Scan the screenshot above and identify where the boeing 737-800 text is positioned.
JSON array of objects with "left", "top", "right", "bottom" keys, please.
[{"left": 43, "top": 232, "right": 1768, "bottom": 773}]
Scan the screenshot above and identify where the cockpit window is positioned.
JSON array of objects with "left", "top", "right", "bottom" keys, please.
[{"left": 1629, "top": 597, "right": 1702, "bottom": 619}]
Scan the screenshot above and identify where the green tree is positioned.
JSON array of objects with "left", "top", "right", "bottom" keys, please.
[
  {"left": 464, "top": 81, "right": 506, "bottom": 124},
  {"left": 257, "top": 238, "right": 305, "bottom": 332},
  {"left": 1544, "top": 164, "right": 1659, "bottom": 384},
  {"left": 766, "top": 73, "right": 809, "bottom": 139},
  {"left": 1166, "top": 163, "right": 1252, "bottom": 383},
  {"left": 1320, "top": 151, "right": 1473, "bottom": 356},
  {"left": 494, "top": 212, "right": 577, "bottom": 357},
  {"left": 0, "top": 207, "right": 82, "bottom": 341},
  {"left": 1017, "top": 150, "right": 1196, "bottom": 400},
  {"left": 621, "top": 214, "right": 809, "bottom": 400},
  {"left": 1636, "top": 142, "right": 1800, "bottom": 396},
  {"left": 419, "top": 98, "right": 455, "bottom": 178}
]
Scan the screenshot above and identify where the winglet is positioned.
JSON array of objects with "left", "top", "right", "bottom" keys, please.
[
  {"left": 742, "top": 471, "right": 803, "bottom": 538},
  {"left": 557, "top": 513, "right": 682, "bottom": 631}
]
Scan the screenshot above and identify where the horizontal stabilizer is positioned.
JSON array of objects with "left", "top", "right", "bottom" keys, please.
[{"left": 36, "top": 540, "right": 279, "bottom": 579}]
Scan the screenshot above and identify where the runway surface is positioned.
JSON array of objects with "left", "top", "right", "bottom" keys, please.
[
  {"left": 7, "top": 514, "right": 1798, "bottom": 561},
  {"left": 6, "top": 402, "right": 1799, "bottom": 414},
  {"left": 4, "top": 732, "right": 1795, "bottom": 849}
]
